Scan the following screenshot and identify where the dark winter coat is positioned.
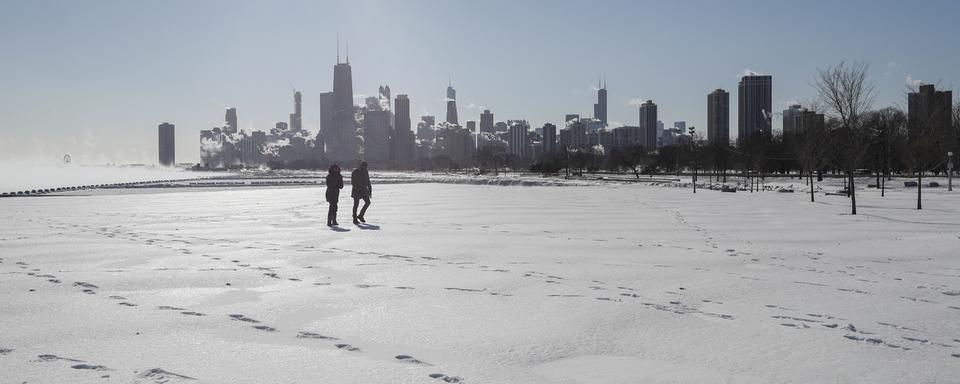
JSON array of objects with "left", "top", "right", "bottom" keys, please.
[
  {"left": 325, "top": 173, "right": 343, "bottom": 203},
  {"left": 351, "top": 168, "right": 372, "bottom": 199}
]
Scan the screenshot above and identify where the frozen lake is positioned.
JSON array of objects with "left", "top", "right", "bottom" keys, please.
[{"left": 1, "top": 182, "right": 958, "bottom": 383}]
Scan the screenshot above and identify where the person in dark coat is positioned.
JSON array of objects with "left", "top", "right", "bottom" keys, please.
[
  {"left": 351, "top": 161, "right": 372, "bottom": 224},
  {"left": 325, "top": 164, "right": 344, "bottom": 226}
]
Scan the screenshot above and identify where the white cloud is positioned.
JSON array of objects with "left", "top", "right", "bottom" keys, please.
[
  {"left": 906, "top": 75, "right": 923, "bottom": 88},
  {"left": 742, "top": 68, "right": 768, "bottom": 77},
  {"left": 628, "top": 98, "right": 647, "bottom": 108}
]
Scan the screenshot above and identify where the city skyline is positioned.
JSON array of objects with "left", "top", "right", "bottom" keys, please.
[{"left": 2, "top": 0, "right": 959, "bottom": 164}]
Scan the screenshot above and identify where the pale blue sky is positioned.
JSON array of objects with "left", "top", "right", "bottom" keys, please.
[{"left": 1, "top": 0, "right": 958, "bottom": 164}]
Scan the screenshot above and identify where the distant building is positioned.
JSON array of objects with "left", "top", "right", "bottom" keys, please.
[
  {"left": 738, "top": 74, "right": 773, "bottom": 141},
  {"left": 908, "top": 84, "right": 953, "bottom": 142},
  {"left": 328, "top": 54, "right": 358, "bottom": 162},
  {"left": 225, "top": 108, "right": 238, "bottom": 134},
  {"left": 782, "top": 104, "right": 803, "bottom": 136},
  {"left": 508, "top": 121, "right": 529, "bottom": 157},
  {"left": 707, "top": 89, "right": 730, "bottom": 145},
  {"left": 394, "top": 94, "right": 414, "bottom": 167},
  {"left": 638, "top": 100, "right": 658, "bottom": 150},
  {"left": 796, "top": 109, "right": 825, "bottom": 134},
  {"left": 593, "top": 79, "right": 607, "bottom": 126},
  {"left": 565, "top": 114, "right": 580, "bottom": 124},
  {"left": 418, "top": 115, "right": 436, "bottom": 142},
  {"left": 158, "top": 122, "right": 175, "bottom": 166},
  {"left": 466, "top": 120, "right": 476, "bottom": 133},
  {"left": 494, "top": 121, "right": 508, "bottom": 133},
  {"left": 363, "top": 110, "right": 391, "bottom": 164},
  {"left": 289, "top": 90, "right": 302, "bottom": 132},
  {"left": 542, "top": 123, "right": 557, "bottom": 154},
  {"left": 445, "top": 81, "right": 458, "bottom": 124},
  {"left": 612, "top": 126, "right": 643, "bottom": 148},
  {"left": 480, "top": 109, "right": 494, "bottom": 133},
  {"left": 566, "top": 120, "right": 589, "bottom": 150}
]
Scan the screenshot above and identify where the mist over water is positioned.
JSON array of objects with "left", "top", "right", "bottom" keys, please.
[{"left": 0, "top": 164, "right": 213, "bottom": 192}]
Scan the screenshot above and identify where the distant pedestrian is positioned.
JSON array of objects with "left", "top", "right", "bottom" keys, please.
[
  {"left": 325, "top": 164, "right": 344, "bottom": 226},
  {"left": 351, "top": 161, "right": 372, "bottom": 224}
]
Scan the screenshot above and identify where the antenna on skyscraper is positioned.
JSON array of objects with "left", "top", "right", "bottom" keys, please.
[
  {"left": 336, "top": 34, "right": 340, "bottom": 64},
  {"left": 345, "top": 40, "right": 349, "bottom": 63}
]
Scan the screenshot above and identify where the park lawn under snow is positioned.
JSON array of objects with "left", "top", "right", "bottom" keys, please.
[{"left": 0, "top": 181, "right": 958, "bottom": 383}]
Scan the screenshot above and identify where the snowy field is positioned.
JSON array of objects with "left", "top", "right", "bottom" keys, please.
[{"left": 1, "top": 181, "right": 959, "bottom": 383}]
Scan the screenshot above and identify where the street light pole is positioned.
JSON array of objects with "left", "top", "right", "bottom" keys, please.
[
  {"left": 949, "top": 151, "right": 954, "bottom": 192},
  {"left": 689, "top": 126, "right": 697, "bottom": 194}
]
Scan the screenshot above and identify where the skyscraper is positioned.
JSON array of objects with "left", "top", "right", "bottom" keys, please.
[
  {"left": 466, "top": 121, "right": 476, "bottom": 133},
  {"left": 508, "top": 121, "right": 529, "bottom": 157},
  {"left": 908, "top": 84, "right": 953, "bottom": 141},
  {"left": 158, "top": 122, "right": 175, "bottom": 166},
  {"left": 363, "top": 110, "right": 391, "bottom": 164},
  {"left": 593, "top": 78, "right": 607, "bottom": 126},
  {"left": 394, "top": 94, "right": 413, "bottom": 167},
  {"left": 738, "top": 74, "right": 773, "bottom": 141},
  {"left": 639, "top": 100, "right": 658, "bottom": 150},
  {"left": 542, "top": 123, "right": 557, "bottom": 154},
  {"left": 480, "top": 109, "right": 494, "bottom": 133},
  {"left": 707, "top": 89, "right": 730, "bottom": 146},
  {"left": 225, "top": 108, "right": 238, "bottom": 134},
  {"left": 290, "top": 90, "right": 303, "bottom": 133},
  {"left": 328, "top": 48, "right": 358, "bottom": 162},
  {"left": 782, "top": 104, "right": 803, "bottom": 136},
  {"left": 445, "top": 80, "right": 458, "bottom": 124}
]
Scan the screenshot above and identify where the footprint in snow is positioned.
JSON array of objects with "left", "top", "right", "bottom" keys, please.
[
  {"left": 72, "top": 364, "right": 110, "bottom": 371},
  {"left": 335, "top": 344, "right": 360, "bottom": 352},
  {"left": 229, "top": 314, "right": 260, "bottom": 323},
  {"left": 297, "top": 332, "right": 338, "bottom": 340},
  {"left": 395, "top": 355, "right": 429, "bottom": 365},
  {"left": 429, "top": 373, "right": 465, "bottom": 383}
]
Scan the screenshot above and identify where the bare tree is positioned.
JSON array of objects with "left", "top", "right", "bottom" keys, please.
[
  {"left": 864, "top": 107, "right": 907, "bottom": 197},
  {"left": 792, "top": 121, "right": 831, "bottom": 202},
  {"left": 812, "top": 62, "right": 876, "bottom": 215}
]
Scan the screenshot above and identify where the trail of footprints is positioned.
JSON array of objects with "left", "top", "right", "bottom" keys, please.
[{"left": 19, "top": 216, "right": 960, "bottom": 372}]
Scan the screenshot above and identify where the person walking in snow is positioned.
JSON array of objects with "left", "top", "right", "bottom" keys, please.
[
  {"left": 325, "top": 164, "right": 344, "bottom": 227},
  {"left": 351, "top": 161, "right": 372, "bottom": 224}
]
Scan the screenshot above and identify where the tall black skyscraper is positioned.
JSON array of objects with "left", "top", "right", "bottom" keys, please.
[
  {"left": 446, "top": 80, "right": 458, "bottom": 125},
  {"left": 593, "top": 78, "right": 607, "bottom": 126},
  {"left": 394, "top": 94, "right": 413, "bottom": 167},
  {"left": 158, "top": 122, "right": 175, "bottom": 166},
  {"left": 639, "top": 100, "right": 658, "bottom": 150},
  {"left": 327, "top": 42, "right": 358, "bottom": 162},
  {"left": 707, "top": 89, "right": 730, "bottom": 146},
  {"left": 542, "top": 123, "right": 557, "bottom": 154},
  {"left": 225, "top": 108, "right": 238, "bottom": 134},
  {"left": 480, "top": 109, "right": 494, "bottom": 133},
  {"left": 738, "top": 74, "right": 772, "bottom": 141}
]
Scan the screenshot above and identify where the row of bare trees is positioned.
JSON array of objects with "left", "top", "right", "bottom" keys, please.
[{"left": 528, "top": 62, "right": 958, "bottom": 215}]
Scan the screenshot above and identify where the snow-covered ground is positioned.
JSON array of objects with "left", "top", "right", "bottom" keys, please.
[{"left": 1, "top": 182, "right": 958, "bottom": 383}]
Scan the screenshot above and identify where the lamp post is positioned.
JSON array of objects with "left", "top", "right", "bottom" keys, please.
[
  {"left": 689, "top": 126, "right": 697, "bottom": 194},
  {"left": 949, "top": 151, "right": 954, "bottom": 192}
]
